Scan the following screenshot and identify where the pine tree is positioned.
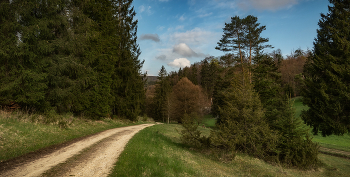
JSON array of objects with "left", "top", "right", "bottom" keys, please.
[
  {"left": 302, "top": 0, "right": 350, "bottom": 136},
  {"left": 244, "top": 15, "right": 271, "bottom": 83},
  {"left": 216, "top": 16, "right": 246, "bottom": 85}
]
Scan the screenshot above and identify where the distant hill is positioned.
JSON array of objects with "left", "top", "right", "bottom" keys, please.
[{"left": 145, "top": 76, "right": 158, "bottom": 86}]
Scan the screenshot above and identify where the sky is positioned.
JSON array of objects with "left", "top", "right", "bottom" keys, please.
[{"left": 132, "top": 0, "right": 330, "bottom": 76}]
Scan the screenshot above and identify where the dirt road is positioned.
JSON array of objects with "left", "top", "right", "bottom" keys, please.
[{"left": 0, "top": 124, "right": 154, "bottom": 177}]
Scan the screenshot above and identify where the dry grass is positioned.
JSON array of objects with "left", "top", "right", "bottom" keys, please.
[{"left": 0, "top": 109, "right": 153, "bottom": 162}]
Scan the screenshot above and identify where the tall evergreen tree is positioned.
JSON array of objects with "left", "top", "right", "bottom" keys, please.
[
  {"left": 200, "top": 58, "right": 210, "bottom": 92},
  {"left": 254, "top": 54, "right": 319, "bottom": 169},
  {"left": 0, "top": 0, "right": 21, "bottom": 106},
  {"left": 302, "top": 0, "right": 350, "bottom": 136},
  {"left": 210, "top": 73, "right": 278, "bottom": 160},
  {"left": 190, "top": 63, "right": 198, "bottom": 85},
  {"left": 253, "top": 54, "right": 283, "bottom": 128},
  {"left": 153, "top": 65, "right": 171, "bottom": 122},
  {"left": 111, "top": 0, "right": 145, "bottom": 121}
]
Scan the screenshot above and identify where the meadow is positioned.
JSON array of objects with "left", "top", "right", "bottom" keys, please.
[{"left": 110, "top": 124, "right": 350, "bottom": 177}]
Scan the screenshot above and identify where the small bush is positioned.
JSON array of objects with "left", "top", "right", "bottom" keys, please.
[{"left": 180, "top": 112, "right": 203, "bottom": 148}]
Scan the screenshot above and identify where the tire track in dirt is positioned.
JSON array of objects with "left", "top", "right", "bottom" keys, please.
[
  {"left": 319, "top": 147, "right": 350, "bottom": 159},
  {"left": 0, "top": 124, "right": 154, "bottom": 177}
]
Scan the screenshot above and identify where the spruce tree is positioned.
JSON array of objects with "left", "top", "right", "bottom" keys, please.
[
  {"left": 302, "top": 0, "right": 350, "bottom": 136},
  {"left": 210, "top": 73, "right": 278, "bottom": 160},
  {"left": 9, "top": 0, "right": 75, "bottom": 111},
  {"left": 216, "top": 16, "right": 246, "bottom": 85},
  {"left": 190, "top": 63, "right": 198, "bottom": 85},
  {"left": 200, "top": 58, "right": 210, "bottom": 93},
  {"left": 153, "top": 66, "right": 171, "bottom": 122},
  {"left": 111, "top": 0, "right": 145, "bottom": 121},
  {"left": 0, "top": 0, "right": 21, "bottom": 106},
  {"left": 253, "top": 54, "right": 320, "bottom": 168},
  {"left": 253, "top": 54, "right": 283, "bottom": 128}
]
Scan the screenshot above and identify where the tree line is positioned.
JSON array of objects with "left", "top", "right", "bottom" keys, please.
[
  {"left": 0, "top": 0, "right": 145, "bottom": 121},
  {"left": 146, "top": 0, "right": 350, "bottom": 169}
]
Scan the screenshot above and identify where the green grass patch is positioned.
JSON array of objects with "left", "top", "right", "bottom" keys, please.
[
  {"left": 292, "top": 97, "right": 350, "bottom": 152},
  {"left": 313, "top": 134, "right": 350, "bottom": 152},
  {"left": 292, "top": 97, "right": 309, "bottom": 118},
  {"left": 0, "top": 110, "right": 152, "bottom": 162},
  {"left": 111, "top": 124, "right": 350, "bottom": 177},
  {"left": 201, "top": 114, "right": 216, "bottom": 128}
]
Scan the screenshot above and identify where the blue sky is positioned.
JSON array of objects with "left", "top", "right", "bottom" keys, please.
[{"left": 132, "top": 0, "right": 330, "bottom": 76}]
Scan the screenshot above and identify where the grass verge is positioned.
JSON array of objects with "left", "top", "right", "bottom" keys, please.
[
  {"left": 0, "top": 110, "right": 153, "bottom": 162},
  {"left": 110, "top": 124, "right": 350, "bottom": 177}
]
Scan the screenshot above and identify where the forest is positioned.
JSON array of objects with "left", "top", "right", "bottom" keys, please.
[
  {"left": 1, "top": 0, "right": 349, "bottom": 170},
  {"left": 0, "top": 0, "right": 145, "bottom": 121}
]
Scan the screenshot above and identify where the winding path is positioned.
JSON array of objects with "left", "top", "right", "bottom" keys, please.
[{"left": 0, "top": 124, "right": 154, "bottom": 177}]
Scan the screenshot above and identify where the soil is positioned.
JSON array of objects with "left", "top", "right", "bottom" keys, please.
[{"left": 0, "top": 124, "right": 154, "bottom": 177}]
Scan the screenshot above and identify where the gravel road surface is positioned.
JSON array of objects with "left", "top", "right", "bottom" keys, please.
[{"left": 0, "top": 124, "right": 154, "bottom": 177}]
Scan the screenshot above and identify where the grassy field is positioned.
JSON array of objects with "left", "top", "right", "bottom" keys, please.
[
  {"left": 0, "top": 110, "right": 152, "bottom": 162},
  {"left": 110, "top": 124, "right": 350, "bottom": 177},
  {"left": 292, "top": 97, "right": 350, "bottom": 152}
]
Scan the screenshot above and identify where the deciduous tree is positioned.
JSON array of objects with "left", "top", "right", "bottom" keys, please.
[{"left": 170, "top": 77, "right": 206, "bottom": 123}]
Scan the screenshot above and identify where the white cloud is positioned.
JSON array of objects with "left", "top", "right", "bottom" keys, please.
[
  {"left": 139, "top": 5, "right": 153, "bottom": 15},
  {"left": 175, "top": 25, "right": 184, "bottom": 30},
  {"left": 157, "top": 26, "right": 165, "bottom": 31},
  {"left": 179, "top": 14, "right": 186, "bottom": 21},
  {"left": 198, "top": 12, "right": 213, "bottom": 18},
  {"left": 170, "top": 28, "right": 219, "bottom": 46},
  {"left": 188, "top": 0, "right": 196, "bottom": 6},
  {"left": 237, "top": 0, "right": 299, "bottom": 11},
  {"left": 173, "top": 43, "right": 205, "bottom": 58},
  {"left": 139, "top": 5, "right": 145, "bottom": 13},
  {"left": 214, "top": 0, "right": 298, "bottom": 11},
  {"left": 140, "top": 34, "right": 160, "bottom": 42},
  {"left": 168, "top": 58, "right": 191, "bottom": 68}
]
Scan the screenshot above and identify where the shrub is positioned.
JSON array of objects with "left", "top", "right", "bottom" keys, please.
[{"left": 209, "top": 78, "right": 278, "bottom": 161}]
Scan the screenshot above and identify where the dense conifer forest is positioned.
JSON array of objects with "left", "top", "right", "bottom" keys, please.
[{"left": 0, "top": 0, "right": 145, "bottom": 120}]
